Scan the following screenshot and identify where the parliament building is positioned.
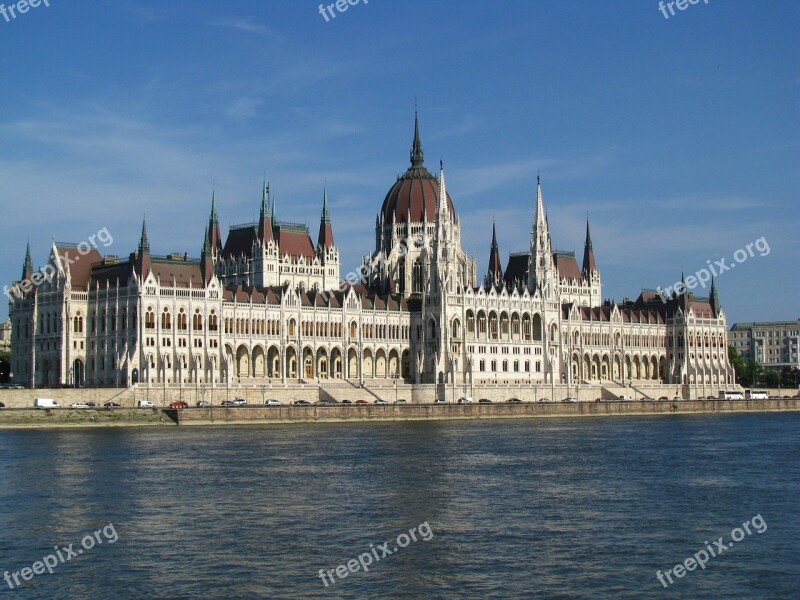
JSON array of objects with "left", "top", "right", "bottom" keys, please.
[{"left": 8, "top": 115, "right": 735, "bottom": 392}]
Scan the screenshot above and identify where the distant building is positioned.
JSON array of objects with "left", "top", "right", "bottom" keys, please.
[
  {"left": 729, "top": 320, "right": 800, "bottom": 370},
  {"left": 0, "top": 318, "right": 10, "bottom": 353},
  {"left": 8, "top": 113, "right": 734, "bottom": 390}
]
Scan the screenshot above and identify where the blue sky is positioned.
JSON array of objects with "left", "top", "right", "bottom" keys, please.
[{"left": 1, "top": 0, "right": 797, "bottom": 325}]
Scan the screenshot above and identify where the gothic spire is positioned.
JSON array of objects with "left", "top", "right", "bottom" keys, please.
[
  {"left": 22, "top": 239, "right": 33, "bottom": 281},
  {"left": 317, "top": 185, "right": 334, "bottom": 250},
  {"left": 135, "top": 216, "right": 151, "bottom": 277},
  {"left": 710, "top": 276, "right": 721, "bottom": 317},
  {"left": 410, "top": 110, "right": 424, "bottom": 168},
  {"left": 258, "top": 180, "right": 273, "bottom": 243},
  {"left": 487, "top": 220, "right": 503, "bottom": 283},
  {"left": 270, "top": 191, "right": 278, "bottom": 227},
  {"left": 208, "top": 189, "right": 222, "bottom": 256},
  {"left": 582, "top": 218, "right": 597, "bottom": 275},
  {"left": 139, "top": 217, "right": 150, "bottom": 254}
]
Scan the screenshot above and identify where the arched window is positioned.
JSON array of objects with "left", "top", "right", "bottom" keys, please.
[{"left": 161, "top": 308, "right": 171, "bottom": 330}]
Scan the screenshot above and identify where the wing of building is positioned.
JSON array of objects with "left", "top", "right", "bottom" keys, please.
[{"left": 8, "top": 114, "right": 734, "bottom": 391}]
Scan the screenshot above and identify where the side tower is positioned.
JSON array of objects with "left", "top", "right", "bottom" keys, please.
[{"left": 528, "top": 176, "right": 556, "bottom": 300}]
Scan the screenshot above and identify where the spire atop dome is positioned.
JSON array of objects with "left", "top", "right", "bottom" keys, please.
[
  {"left": 410, "top": 110, "right": 424, "bottom": 168},
  {"left": 271, "top": 191, "right": 278, "bottom": 227}
]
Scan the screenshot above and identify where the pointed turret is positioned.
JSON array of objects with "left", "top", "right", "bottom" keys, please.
[
  {"left": 208, "top": 189, "right": 222, "bottom": 258},
  {"left": 410, "top": 110, "right": 424, "bottom": 168},
  {"left": 135, "top": 217, "right": 151, "bottom": 276},
  {"left": 487, "top": 221, "right": 503, "bottom": 284},
  {"left": 201, "top": 225, "right": 214, "bottom": 284},
  {"left": 436, "top": 160, "right": 449, "bottom": 224},
  {"left": 710, "top": 276, "right": 721, "bottom": 317},
  {"left": 22, "top": 239, "right": 33, "bottom": 281},
  {"left": 270, "top": 192, "right": 278, "bottom": 228},
  {"left": 582, "top": 219, "right": 597, "bottom": 276},
  {"left": 529, "top": 174, "right": 554, "bottom": 295},
  {"left": 317, "top": 185, "right": 334, "bottom": 250},
  {"left": 258, "top": 180, "right": 273, "bottom": 244}
]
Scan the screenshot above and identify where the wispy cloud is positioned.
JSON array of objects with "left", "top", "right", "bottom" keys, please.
[
  {"left": 225, "top": 97, "right": 263, "bottom": 121},
  {"left": 210, "top": 16, "right": 279, "bottom": 38}
]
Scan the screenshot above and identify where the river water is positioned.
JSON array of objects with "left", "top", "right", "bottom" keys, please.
[{"left": 0, "top": 413, "right": 798, "bottom": 599}]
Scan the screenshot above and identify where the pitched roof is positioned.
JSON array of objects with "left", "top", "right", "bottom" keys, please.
[
  {"left": 54, "top": 245, "right": 103, "bottom": 290},
  {"left": 553, "top": 251, "right": 582, "bottom": 282},
  {"left": 275, "top": 223, "right": 315, "bottom": 261}
]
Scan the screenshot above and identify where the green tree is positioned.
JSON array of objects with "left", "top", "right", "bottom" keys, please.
[
  {"left": 728, "top": 346, "right": 749, "bottom": 386},
  {"left": 746, "top": 358, "right": 763, "bottom": 388}
]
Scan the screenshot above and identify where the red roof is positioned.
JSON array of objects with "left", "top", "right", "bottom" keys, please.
[
  {"left": 553, "top": 252, "right": 582, "bottom": 282},
  {"left": 276, "top": 225, "right": 315, "bottom": 261},
  {"left": 54, "top": 245, "right": 103, "bottom": 290}
]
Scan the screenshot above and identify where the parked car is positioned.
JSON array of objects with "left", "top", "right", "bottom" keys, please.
[
  {"left": 0, "top": 401, "right": 5, "bottom": 408},
  {"left": 478, "top": 399, "right": 492, "bottom": 404},
  {"left": 457, "top": 397, "right": 473, "bottom": 404},
  {"left": 292, "top": 400, "right": 312, "bottom": 406},
  {"left": 232, "top": 398, "right": 247, "bottom": 407},
  {"left": 315, "top": 400, "right": 337, "bottom": 406},
  {"left": 642, "top": 397, "right": 654, "bottom": 402},
  {"left": 374, "top": 399, "right": 388, "bottom": 405},
  {"left": 197, "top": 400, "right": 211, "bottom": 407},
  {"left": 594, "top": 397, "right": 604, "bottom": 403},
  {"left": 86, "top": 402, "right": 96, "bottom": 407},
  {"left": 265, "top": 399, "right": 282, "bottom": 406},
  {"left": 104, "top": 402, "right": 121, "bottom": 408},
  {"left": 394, "top": 399, "right": 407, "bottom": 405},
  {"left": 618, "top": 395, "right": 633, "bottom": 402},
  {"left": 169, "top": 401, "right": 188, "bottom": 409},
  {"left": 137, "top": 400, "right": 155, "bottom": 408},
  {"left": 673, "top": 396, "right": 683, "bottom": 402},
  {"left": 658, "top": 396, "right": 669, "bottom": 401},
  {"left": 434, "top": 399, "right": 446, "bottom": 404},
  {"left": 507, "top": 398, "right": 522, "bottom": 404},
  {"left": 341, "top": 399, "right": 353, "bottom": 405},
  {"left": 563, "top": 397, "right": 578, "bottom": 403},
  {"left": 221, "top": 400, "right": 235, "bottom": 407},
  {"left": 355, "top": 400, "right": 368, "bottom": 405},
  {"left": 70, "top": 403, "right": 91, "bottom": 409}
]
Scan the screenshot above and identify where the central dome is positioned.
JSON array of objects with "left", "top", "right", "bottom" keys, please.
[{"left": 379, "top": 114, "right": 455, "bottom": 225}]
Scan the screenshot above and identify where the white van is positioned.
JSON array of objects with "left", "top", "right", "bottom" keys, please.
[
  {"left": 137, "top": 400, "right": 155, "bottom": 408},
  {"left": 34, "top": 398, "right": 60, "bottom": 409},
  {"left": 618, "top": 395, "right": 633, "bottom": 402}
]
